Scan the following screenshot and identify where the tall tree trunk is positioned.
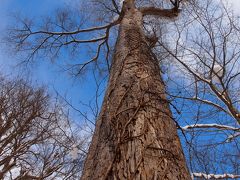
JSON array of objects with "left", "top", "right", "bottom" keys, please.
[{"left": 81, "top": 1, "right": 191, "bottom": 179}]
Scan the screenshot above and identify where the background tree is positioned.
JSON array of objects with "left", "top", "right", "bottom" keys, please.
[
  {"left": 154, "top": 0, "right": 240, "bottom": 178},
  {"left": 0, "top": 76, "right": 89, "bottom": 179}
]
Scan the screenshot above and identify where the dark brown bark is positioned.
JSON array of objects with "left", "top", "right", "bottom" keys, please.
[
  {"left": 140, "top": 7, "right": 180, "bottom": 18},
  {"left": 81, "top": 1, "right": 191, "bottom": 179}
]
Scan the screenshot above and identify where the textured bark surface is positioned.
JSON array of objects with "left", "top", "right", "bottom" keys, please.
[{"left": 81, "top": 1, "right": 191, "bottom": 179}]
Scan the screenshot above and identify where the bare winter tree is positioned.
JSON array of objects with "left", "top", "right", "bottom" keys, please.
[
  {"left": 0, "top": 76, "right": 89, "bottom": 179},
  {"left": 6, "top": 0, "right": 191, "bottom": 179},
  {"left": 154, "top": 0, "right": 240, "bottom": 178},
  {"left": 5, "top": 0, "right": 240, "bottom": 179}
]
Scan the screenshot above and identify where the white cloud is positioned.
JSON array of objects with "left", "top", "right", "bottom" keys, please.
[
  {"left": 224, "top": 0, "right": 240, "bottom": 14},
  {"left": 70, "top": 146, "right": 79, "bottom": 159}
]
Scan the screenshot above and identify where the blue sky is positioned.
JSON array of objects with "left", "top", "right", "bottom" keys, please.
[
  {"left": 0, "top": 0, "right": 105, "bottom": 124},
  {"left": 0, "top": 0, "right": 239, "bottom": 124},
  {"left": 1, "top": 0, "right": 240, "bottom": 119}
]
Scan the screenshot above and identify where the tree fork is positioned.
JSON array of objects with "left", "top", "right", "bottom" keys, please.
[{"left": 81, "top": 0, "right": 191, "bottom": 179}]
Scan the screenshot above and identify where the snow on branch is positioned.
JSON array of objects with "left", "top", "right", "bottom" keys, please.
[
  {"left": 192, "top": 172, "right": 240, "bottom": 179},
  {"left": 181, "top": 124, "right": 239, "bottom": 131},
  {"left": 227, "top": 132, "right": 240, "bottom": 142}
]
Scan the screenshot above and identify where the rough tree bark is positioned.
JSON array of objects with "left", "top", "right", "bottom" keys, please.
[{"left": 81, "top": 0, "right": 191, "bottom": 179}]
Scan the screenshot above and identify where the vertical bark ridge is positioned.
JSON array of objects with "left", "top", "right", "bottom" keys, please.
[{"left": 81, "top": 1, "right": 191, "bottom": 180}]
